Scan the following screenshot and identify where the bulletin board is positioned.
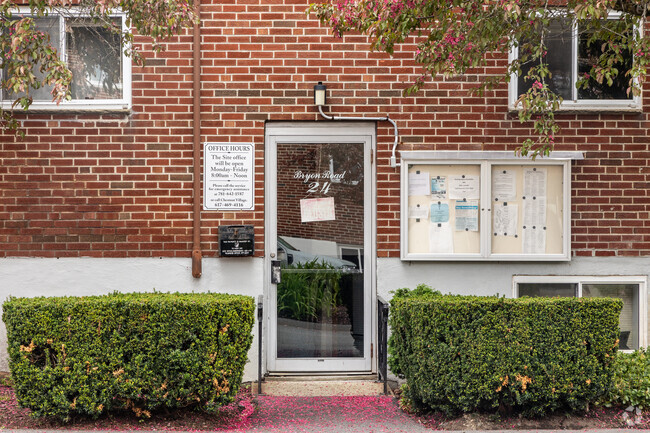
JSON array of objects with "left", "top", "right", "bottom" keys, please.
[
  {"left": 490, "top": 164, "right": 564, "bottom": 255},
  {"left": 400, "top": 152, "right": 575, "bottom": 261},
  {"left": 407, "top": 164, "right": 482, "bottom": 256}
]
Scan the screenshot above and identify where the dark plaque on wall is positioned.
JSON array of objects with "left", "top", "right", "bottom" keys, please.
[{"left": 219, "top": 225, "right": 254, "bottom": 257}]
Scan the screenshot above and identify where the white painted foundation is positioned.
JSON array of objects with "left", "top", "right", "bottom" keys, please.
[
  {"left": 376, "top": 256, "right": 650, "bottom": 299},
  {"left": 2, "top": 255, "right": 649, "bottom": 379},
  {"left": 0, "top": 257, "right": 264, "bottom": 378}
]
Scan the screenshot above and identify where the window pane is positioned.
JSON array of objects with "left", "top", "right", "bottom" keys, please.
[
  {"left": 583, "top": 284, "right": 639, "bottom": 350},
  {"left": 518, "top": 19, "right": 573, "bottom": 100},
  {"left": 518, "top": 283, "right": 576, "bottom": 297},
  {"left": 577, "top": 22, "right": 632, "bottom": 100},
  {"left": 406, "top": 164, "right": 481, "bottom": 255},
  {"left": 66, "top": 18, "right": 123, "bottom": 100},
  {"left": 2, "top": 17, "right": 60, "bottom": 101},
  {"left": 490, "top": 165, "right": 565, "bottom": 255},
  {"left": 341, "top": 247, "right": 363, "bottom": 271}
]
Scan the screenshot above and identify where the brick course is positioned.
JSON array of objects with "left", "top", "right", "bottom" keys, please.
[{"left": 1, "top": 0, "right": 649, "bottom": 259}]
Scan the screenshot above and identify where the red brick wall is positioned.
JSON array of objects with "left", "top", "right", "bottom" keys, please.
[{"left": 1, "top": 0, "right": 649, "bottom": 259}]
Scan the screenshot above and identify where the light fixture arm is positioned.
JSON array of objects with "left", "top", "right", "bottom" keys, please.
[{"left": 317, "top": 105, "right": 401, "bottom": 168}]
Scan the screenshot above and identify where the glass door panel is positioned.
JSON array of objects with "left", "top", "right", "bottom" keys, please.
[{"left": 275, "top": 142, "right": 365, "bottom": 360}]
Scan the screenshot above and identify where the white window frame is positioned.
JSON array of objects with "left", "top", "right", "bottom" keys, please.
[
  {"left": 400, "top": 151, "right": 582, "bottom": 261},
  {"left": 508, "top": 11, "right": 641, "bottom": 111},
  {"left": 513, "top": 275, "right": 648, "bottom": 351},
  {"left": 338, "top": 244, "right": 364, "bottom": 272},
  {"left": 1, "top": 7, "right": 132, "bottom": 111}
]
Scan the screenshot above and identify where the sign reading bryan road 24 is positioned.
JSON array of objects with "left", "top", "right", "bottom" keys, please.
[{"left": 204, "top": 143, "right": 255, "bottom": 210}]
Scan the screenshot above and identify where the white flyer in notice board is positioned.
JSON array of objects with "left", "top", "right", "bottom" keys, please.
[
  {"left": 449, "top": 175, "right": 480, "bottom": 200},
  {"left": 492, "top": 169, "right": 516, "bottom": 202},
  {"left": 455, "top": 199, "right": 479, "bottom": 231},
  {"left": 493, "top": 203, "right": 518, "bottom": 237},
  {"left": 408, "top": 171, "right": 430, "bottom": 196},
  {"left": 523, "top": 167, "right": 547, "bottom": 198},
  {"left": 408, "top": 204, "right": 429, "bottom": 220},
  {"left": 523, "top": 226, "right": 546, "bottom": 254},
  {"left": 429, "top": 221, "right": 453, "bottom": 254}
]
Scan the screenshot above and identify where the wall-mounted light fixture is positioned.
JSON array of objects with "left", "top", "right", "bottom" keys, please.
[
  {"left": 314, "top": 82, "right": 327, "bottom": 107},
  {"left": 313, "top": 82, "right": 401, "bottom": 168}
]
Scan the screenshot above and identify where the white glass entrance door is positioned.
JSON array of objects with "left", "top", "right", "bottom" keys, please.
[{"left": 265, "top": 123, "right": 375, "bottom": 373}]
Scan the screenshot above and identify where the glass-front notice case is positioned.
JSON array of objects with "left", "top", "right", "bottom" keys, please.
[
  {"left": 401, "top": 152, "right": 578, "bottom": 261},
  {"left": 406, "top": 164, "right": 482, "bottom": 258}
]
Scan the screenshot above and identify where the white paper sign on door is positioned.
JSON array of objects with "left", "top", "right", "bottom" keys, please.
[{"left": 300, "top": 197, "right": 336, "bottom": 222}]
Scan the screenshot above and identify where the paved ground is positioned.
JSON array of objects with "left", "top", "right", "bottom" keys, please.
[
  {"left": 0, "top": 380, "right": 636, "bottom": 433},
  {"left": 246, "top": 394, "right": 431, "bottom": 432}
]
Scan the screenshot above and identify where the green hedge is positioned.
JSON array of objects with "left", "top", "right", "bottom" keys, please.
[
  {"left": 389, "top": 285, "right": 622, "bottom": 416},
  {"left": 2, "top": 292, "right": 254, "bottom": 420},
  {"left": 605, "top": 349, "right": 650, "bottom": 409}
]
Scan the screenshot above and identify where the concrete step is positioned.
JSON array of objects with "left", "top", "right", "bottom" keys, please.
[{"left": 257, "top": 379, "right": 389, "bottom": 396}]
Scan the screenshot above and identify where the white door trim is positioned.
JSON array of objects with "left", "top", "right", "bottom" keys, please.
[{"left": 264, "top": 121, "right": 377, "bottom": 373}]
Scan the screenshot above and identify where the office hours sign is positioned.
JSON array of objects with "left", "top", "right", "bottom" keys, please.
[{"left": 204, "top": 143, "right": 255, "bottom": 210}]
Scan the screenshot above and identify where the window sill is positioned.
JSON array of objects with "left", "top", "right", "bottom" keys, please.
[
  {"left": 1, "top": 101, "right": 132, "bottom": 114},
  {"left": 508, "top": 100, "right": 642, "bottom": 114}
]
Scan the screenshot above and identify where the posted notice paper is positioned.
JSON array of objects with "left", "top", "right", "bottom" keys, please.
[
  {"left": 492, "top": 169, "right": 517, "bottom": 201},
  {"left": 523, "top": 196, "right": 546, "bottom": 227},
  {"left": 430, "top": 201, "right": 450, "bottom": 223},
  {"left": 523, "top": 167, "right": 547, "bottom": 198},
  {"left": 493, "top": 203, "right": 518, "bottom": 237},
  {"left": 429, "top": 221, "right": 453, "bottom": 254},
  {"left": 408, "top": 204, "right": 429, "bottom": 220},
  {"left": 408, "top": 171, "right": 430, "bottom": 196},
  {"left": 300, "top": 197, "right": 336, "bottom": 222},
  {"left": 431, "top": 176, "right": 447, "bottom": 199},
  {"left": 455, "top": 199, "right": 479, "bottom": 231},
  {"left": 449, "top": 175, "right": 480, "bottom": 200},
  {"left": 523, "top": 226, "right": 546, "bottom": 254}
]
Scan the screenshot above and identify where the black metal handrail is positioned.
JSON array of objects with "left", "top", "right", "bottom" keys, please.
[{"left": 377, "top": 296, "right": 389, "bottom": 394}]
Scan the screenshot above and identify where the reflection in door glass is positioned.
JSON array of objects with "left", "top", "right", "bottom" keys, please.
[{"left": 276, "top": 142, "right": 364, "bottom": 358}]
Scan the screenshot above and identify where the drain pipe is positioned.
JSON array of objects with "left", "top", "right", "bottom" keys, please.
[
  {"left": 191, "top": 0, "right": 202, "bottom": 278},
  {"left": 316, "top": 101, "right": 400, "bottom": 168}
]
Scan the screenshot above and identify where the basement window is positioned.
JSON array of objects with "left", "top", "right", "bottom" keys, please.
[{"left": 514, "top": 275, "right": 647, "bottom": 351}]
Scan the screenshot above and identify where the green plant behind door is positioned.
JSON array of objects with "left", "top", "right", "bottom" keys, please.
[{"left": 277, "top": 259, "right": 342, "bottom": 323}]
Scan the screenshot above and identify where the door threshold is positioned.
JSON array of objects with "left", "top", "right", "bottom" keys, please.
[
  {"left": 257, "top": 376, "right": 389, "bottom": 396},
  {"left": 265, "top": 373, "right": 377, "bottom": 381}
]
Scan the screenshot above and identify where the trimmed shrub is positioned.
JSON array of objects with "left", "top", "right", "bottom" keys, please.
[
  {"left": 2, "top": 292, "right": 254, "bottom": 420},
  {"left": 605, "top": 349, "right": 650, "bottom": 409},
  {"left": 389, "top": 286, "right": 622, "bottom": 416}
]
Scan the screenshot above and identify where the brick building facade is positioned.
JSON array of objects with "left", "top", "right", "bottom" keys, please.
[{"left": 1, "top": 0, "right": 649, "bottom": 376}]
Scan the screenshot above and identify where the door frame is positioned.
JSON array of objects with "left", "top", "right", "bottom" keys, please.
[{"left": 264, "top": 121, "right": 377, "bottom": 374}]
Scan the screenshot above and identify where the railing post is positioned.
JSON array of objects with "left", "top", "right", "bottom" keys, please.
[
  {"left": 377, "top": 296, "right": 389, "bottom": 394},
  {"left": 257, "top": 295, "right": 263, "bottom": 395}
]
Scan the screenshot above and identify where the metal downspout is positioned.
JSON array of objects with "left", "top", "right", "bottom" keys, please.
[{"left": 191, "top": 0, "right": 202, "bottom": 278}]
